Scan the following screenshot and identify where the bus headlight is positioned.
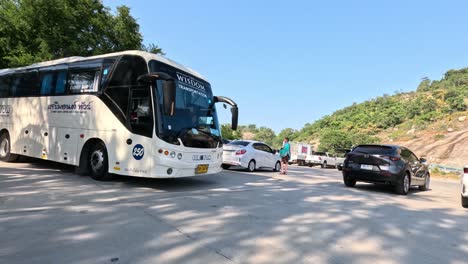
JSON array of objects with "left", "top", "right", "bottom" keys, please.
[
  {"left": 177, "top": 153, "right": 183, "bottom": 160},
  {"left": 170, "top": 151, "right": 176, "bottom": 158}
]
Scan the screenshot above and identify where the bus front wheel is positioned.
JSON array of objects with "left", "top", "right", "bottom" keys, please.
[
  {"left": 88, "top": 142, "right": 113, "bottom": 181},
  {"left": 0, "top": 133, "right": 18, "bottom": 162}
]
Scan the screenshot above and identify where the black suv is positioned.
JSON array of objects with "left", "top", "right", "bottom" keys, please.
[{"left": 342, "top": 144, "right": 430, "bottom": 195}]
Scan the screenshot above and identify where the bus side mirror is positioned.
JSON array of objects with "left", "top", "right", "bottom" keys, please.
[
  {"left": 213, "top": 96, "right": 238, "bottom": 130},
  {"left": 163, "top": 80, "right": 176, "bottom": 116},
  {"left": 231, "top": 106, "right": 238, "bottom": 130}
]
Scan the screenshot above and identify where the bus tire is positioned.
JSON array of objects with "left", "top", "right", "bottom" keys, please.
[
  {"left": 88, "top": 141, "right": 113, "bottom": 181},
  {"left": 0, "top": 132, "right": 18, "bottom": 162}
]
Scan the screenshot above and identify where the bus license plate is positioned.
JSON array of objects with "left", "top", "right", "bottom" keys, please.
[
  {"left": 195, "top": 164, "right": 209, "bottom": 174},
  {"left": 361, "top": 164, "right": 373, "bottom": 170}
]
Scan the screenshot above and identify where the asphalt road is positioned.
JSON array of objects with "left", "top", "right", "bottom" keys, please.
[{"left": 0, "top": 159, "right": 467, "bottom": 264}]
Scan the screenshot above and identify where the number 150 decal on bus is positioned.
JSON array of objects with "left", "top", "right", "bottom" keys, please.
[{"left": 132, "top": 144, "right": 144, "bottom": 160}]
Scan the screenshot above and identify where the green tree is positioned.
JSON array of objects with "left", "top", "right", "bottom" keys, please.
[
  {"left": 445, "top": 88, "right": 467, "bottom": 112},
  {"left": 318, "top": 130, "right": 352, "bottom": 152},
  {"left": 416, "top": 77, "right": 431, "bottom": 92},
  {"left": 221, "top": 124, "right": 235, "bottom": 140},
  {"left": 111, "top": 5, "right": 143, "bottom": 51},
  {"left": 274, "top": 128, "right": 297, "bottom": 148},
  {"left": 254, "top": 127, "right": 276, "bottom": 146},
  {"left": 142, "top": 43, "right": 165, "bottom": 55},
  {"left": 245, "top": 124, "right": 258, "bottom": 133},
  {"left": 0, "top": 0, "right": 163, "bottom": 68},
  {"left": 350, "top": 133, "right": 379, "bottom": 146}
]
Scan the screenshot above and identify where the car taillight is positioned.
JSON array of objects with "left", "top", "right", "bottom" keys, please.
[
  {"left": 236, "top": 149, "right": 246, "bottom": 155},
  {"left": 464, "top": 166, "right": 468, "bottom": 174},
  {"left": 382, "top": 156, "right": 400, "bottom": 161},
  {"left": 318, "top": 157, "right": 321, "bottom": 160}
]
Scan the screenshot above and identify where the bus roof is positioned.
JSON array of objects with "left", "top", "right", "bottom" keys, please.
[{"left": 0, "top": 50, "right": 207, "bottom": 81}]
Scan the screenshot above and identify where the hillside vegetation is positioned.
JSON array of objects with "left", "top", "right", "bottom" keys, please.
[
  {"left": 223, "top": 68, "right": 467, "bottom": 166},
  {"left": 292, "top": 68, "right": 467, "bottom": 147}
]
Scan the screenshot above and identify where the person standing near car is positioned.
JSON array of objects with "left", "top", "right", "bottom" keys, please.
[{"left": 279, "top": 137, "right": 291, "bottom": 175}]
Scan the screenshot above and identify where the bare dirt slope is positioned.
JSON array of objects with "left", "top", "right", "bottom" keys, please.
[{"left": 382, "top": 115, "right": 467, "bottom": 168}]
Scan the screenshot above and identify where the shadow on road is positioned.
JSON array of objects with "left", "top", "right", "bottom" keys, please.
[{"left": 0, "top": 159, "right": 467, "bottom": 264}]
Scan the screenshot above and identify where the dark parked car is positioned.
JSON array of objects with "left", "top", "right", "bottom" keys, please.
[{"left": 342, "top": 144, "right": 430, "bottom": 195}]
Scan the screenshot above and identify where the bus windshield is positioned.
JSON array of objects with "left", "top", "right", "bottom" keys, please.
[{"left": 150, "top": 62, "right": 221, "bottom": 148}]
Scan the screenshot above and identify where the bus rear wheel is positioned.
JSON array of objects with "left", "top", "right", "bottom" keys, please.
[
  {"left": 88, "top": 142, "right": 113, "bottom": 181},
  {"left": 0, "top": 133, "right": 18, "bottom": 162}
]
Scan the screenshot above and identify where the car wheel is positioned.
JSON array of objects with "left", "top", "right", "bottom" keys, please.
[
  {"left": 419, "top": 173, "right": 430, "bottom": 191},
  {"left": 462, "top": 195, "right": 468, "bottom": 208},
  {"left": 343, "top": 174, "right": 356, "bottom": 187},
  {"left": 274, "top": 161, "right": 281, "bottom": 172},
  {"left": 247, "top": 160, "right": 256, "bottom": 172},
  {"left": 0, "top": 133, "right": 18, "bottom": 162},
  {"left": 321, "top": 161, "right": 327, "bottom": 168},
  {"left": 395, "top": 172, "right": 410, "bottom": 195},
  {"left": 221, "top": 164, "right": 231, "bottom": 170},
  {"left": 89, "top": 142, "right": 113, "bottom": 181}
]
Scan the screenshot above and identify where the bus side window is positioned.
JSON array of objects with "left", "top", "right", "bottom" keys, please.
[
  {"left": 11, "top": 72, "right": 39, "bottom": 97},
  {"left": 108, "top": 55, "right": 147, "bottom": 87},
  {"left": 0, "top": 75, "right": 10, "bottom": 97},
  {"left": 69, "top": 69, "right": 100, "bottom": 93},
  {"left": 40, "top": 73, "right": 54, "bottom": 95},
  {"left": 100, "top": 60, "right": 116, "bottom": 89},
  {"left": 55, "top": 70, "right": 67, "bottom": 94}
]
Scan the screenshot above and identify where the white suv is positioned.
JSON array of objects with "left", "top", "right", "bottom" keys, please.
[{"left": 462, "top": 165, "right": 468, "bottom": 208}]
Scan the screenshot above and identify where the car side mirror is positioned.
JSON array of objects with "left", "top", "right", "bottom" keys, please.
[{"left": 420, "top": 158, "right": 427, "bottom": 163}]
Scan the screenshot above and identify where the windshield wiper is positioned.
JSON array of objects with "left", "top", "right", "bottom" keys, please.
[
  {"left": 195, "top": 128, "right": 219, "bottom": 140},
  {"left": 176, "top": 127, "right": 219, "bottom": 142}
]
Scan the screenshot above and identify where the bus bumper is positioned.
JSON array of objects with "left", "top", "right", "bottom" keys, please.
[{"left": 151, "top": 161, "right": 223, "bottom": 178}]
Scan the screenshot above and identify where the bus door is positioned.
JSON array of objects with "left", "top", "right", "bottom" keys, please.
[{"left": 124, "top": 87, "right": 154, "bottom": 176}]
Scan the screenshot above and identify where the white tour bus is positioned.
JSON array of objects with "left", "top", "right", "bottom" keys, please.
[{"left": 0, "top": 50, "right": 238, "bottom": 180}]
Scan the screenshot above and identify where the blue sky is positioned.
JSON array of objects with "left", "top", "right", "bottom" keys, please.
[{"left": 104, "top": 0, "right": 468, "bottom": 133}]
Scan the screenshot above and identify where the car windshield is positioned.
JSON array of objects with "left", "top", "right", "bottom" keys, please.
[
  {"left": 352, "top": 145, "right": 395, "bottom": 155},
  {"left": 228, "top": 141, "right": 250, "bottom": 147},
  {"left": 150, "top": 60, "right": 221, "bottom": 148}
]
